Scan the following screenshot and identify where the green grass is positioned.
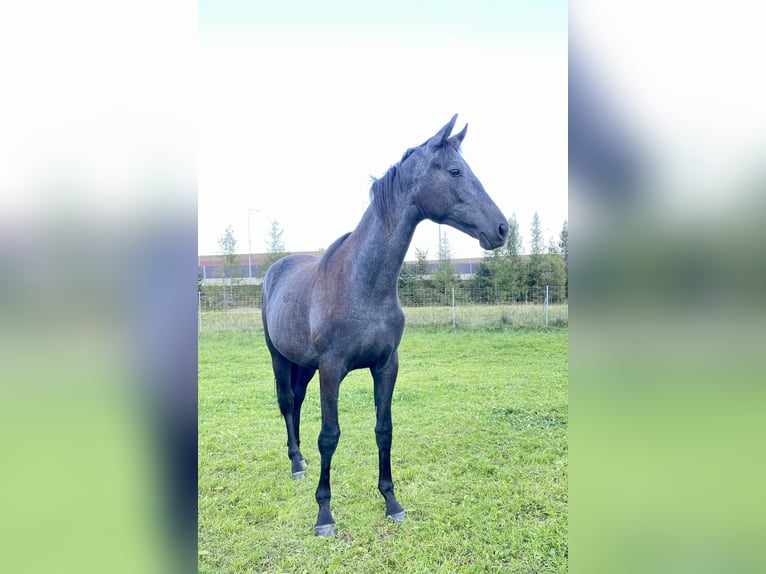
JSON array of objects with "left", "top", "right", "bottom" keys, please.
[{"left": 199, "top": 327, "right": 568, "bottom": 573}]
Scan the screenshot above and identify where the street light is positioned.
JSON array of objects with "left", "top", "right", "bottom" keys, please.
[{"left": 247, "top": 208, "right": 260, "bottom": 282}]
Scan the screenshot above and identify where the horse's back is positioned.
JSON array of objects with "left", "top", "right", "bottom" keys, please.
[{"left": 263, "top": 254, "right": 318, "bottom": 301}]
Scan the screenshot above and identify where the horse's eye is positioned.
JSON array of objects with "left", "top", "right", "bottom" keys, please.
[{"left": 449, "top": 168, "right": 461, "bottom": 177}]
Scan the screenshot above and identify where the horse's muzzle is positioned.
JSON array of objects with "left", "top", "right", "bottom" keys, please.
[{"left": 479, "top": 221, "right": 509, "bottom": 250}]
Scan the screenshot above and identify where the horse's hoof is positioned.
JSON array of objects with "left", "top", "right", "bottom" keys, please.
[
  {"left": 291, "top": 458, "right": 307, "bottom": 478},
  {"left": 314, "top": 523, "right": 336, "bottom": 537},
  {"left": 387, "top": 510, "right": 406, "bottom": 523}
]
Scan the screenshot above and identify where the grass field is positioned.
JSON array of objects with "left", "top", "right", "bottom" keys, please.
[{"left": 199, "top": 327, "right": 568, "bottom": 573}]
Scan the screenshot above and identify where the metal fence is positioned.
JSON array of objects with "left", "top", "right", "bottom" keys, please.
[{"left": 198, "top": 285, "right": 567, "bottom": 332}]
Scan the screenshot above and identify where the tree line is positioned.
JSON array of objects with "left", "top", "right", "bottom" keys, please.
[
  {"left": 398, "top": 213, "right": 568, "bottom": 305},
  {"left": 203, "top": 212, "right": 568, "bottom": 306}
]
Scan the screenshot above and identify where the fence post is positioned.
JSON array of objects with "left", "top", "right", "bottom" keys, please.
[
  {"left": 198, "top": 291, "right": 202, "bottom": 333},
  {"left": 544, "top": 285, "right": 549, "bottom": 326},
  {"left": 451, "top": 287, "right": 456, "bottom": 329}
]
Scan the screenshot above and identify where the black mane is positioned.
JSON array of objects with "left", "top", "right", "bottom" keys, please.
[
  {"left": 369, "top": 164, "right": 399, "bottom": 231},
  {"left": 369, "top": 141, "right": 460, "bottom": 231}
]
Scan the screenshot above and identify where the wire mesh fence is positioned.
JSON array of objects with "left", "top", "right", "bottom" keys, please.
[{"left": 198, "top": 285, "right": 567, "bottom": 332}]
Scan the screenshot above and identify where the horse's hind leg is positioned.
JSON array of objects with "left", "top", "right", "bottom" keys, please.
[
  {"left": 270, "top": 351, "right": 307, "bottom": 479},
  {"left": 289, "top": 364, "right": 315, "bottom": 478}
]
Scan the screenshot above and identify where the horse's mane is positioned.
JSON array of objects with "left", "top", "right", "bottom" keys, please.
[
  {"left": 369, "top": 164, "right": 399, "bottom": 231},
  {"left": 369, "top": 140, "right": 460, "bottom": 231},
  {"left": 318, "top": 231, "right": 352, "bottom": 273}
]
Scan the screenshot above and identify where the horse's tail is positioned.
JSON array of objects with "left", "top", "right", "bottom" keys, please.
[{"left": 262, "top": 318, "right": 277, "bottom": 399}]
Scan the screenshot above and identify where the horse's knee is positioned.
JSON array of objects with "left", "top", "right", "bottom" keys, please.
[
  {"left": 317, "top": 429, "right": 341, "bottom": 455},
  {"left": 277, "top": 395, "right": 293, "bottom": 416}
]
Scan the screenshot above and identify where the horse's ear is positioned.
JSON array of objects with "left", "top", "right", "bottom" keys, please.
[
  {"left": 449, "top": 123, "right": 468, "bottom": 148},
  {"left": 427, "top": 114, "right": 458, "bottom": 148}
]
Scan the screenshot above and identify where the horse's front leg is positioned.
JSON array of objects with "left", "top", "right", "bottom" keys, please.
[
  {"left": 314, "top": 363, "right": 346, "bottom": 536},
  {"left": 372, "top": 350, "right": 406, "bottom": 522}
]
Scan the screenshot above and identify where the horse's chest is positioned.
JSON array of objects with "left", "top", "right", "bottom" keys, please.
[{"left": 311, "top": 304, "right": 403, "bottom": 366}]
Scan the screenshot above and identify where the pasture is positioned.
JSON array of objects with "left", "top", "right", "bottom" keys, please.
[{"left": 199, "top": 327, "right": 567, "bottom": 572}]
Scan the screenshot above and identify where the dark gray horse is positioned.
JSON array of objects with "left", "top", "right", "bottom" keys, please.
[{"left": 262, "top": 115, "right": 508, "bottom": 536}]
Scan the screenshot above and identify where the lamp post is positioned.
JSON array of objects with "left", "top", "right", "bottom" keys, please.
[{"left": 247, "top": 208, "right": 260, "bottom": 282}]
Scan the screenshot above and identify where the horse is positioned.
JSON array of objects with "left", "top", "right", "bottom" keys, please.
[{"left": 261, "top": 114, "right": 508, "bottom": 536}]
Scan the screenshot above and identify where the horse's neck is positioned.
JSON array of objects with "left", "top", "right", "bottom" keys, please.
[{"left": 351, "top": 206, "right": 419, "bottom": 297}]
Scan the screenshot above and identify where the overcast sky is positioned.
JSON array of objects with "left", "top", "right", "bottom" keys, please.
[{"left": 198, "top": 1, "right": 567, "bottom": 260}]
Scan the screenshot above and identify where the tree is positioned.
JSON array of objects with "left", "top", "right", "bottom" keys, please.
[
  {"left": 414, "top": 247, "right": 429, "bottom": 280},
  {"left": 524, "top": 214, "right": 568, "bottom": 301},
  {"left": 431, "top": 229, "right": 458, "bottom": 300},
  {"left": 500, "top": 214, "right": 525, "bottom": 299},
  {"left": 559, "top": 220, "right": 569, "bottom": 292},
  {"left": 218, "top": 224, "right": 237, "bottom": 263},
  {"left": 558, "top": 220, "right": 568, "bottom": 263},
  {"left": 217, "top": 225, "right": 239, "bottom": 303},
  {"left": 502, "top": 213, "right": 523, "bottom": 260},
  {"left": 397, "top": 262, "right": 417, "bottom": 305},
  {"left": 529, "top": 211, "right": 544, "bottom": 257},
  {"left": 479, "top": 214, "right": 525, "bottom": 302},
  {"left": 263, "top": 220, "right": 289, "bottom": 274},
  {"left": 526, "top": 212, "right": 546, "bottom": 297},
  {"left": 537, "top": 254, "right": 567, "bottom": 301},
  {"left": 398, "top": 248, "right": 428, "bottom": 306},
  {"left": 408, "top": 247, "right": 431, "bottom": 306}
]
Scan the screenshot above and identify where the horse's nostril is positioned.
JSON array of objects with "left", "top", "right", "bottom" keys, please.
[{"left": 498, "top": 222, "right": 508, "bottom": 239}]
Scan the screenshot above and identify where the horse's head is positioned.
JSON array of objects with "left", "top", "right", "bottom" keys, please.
[{"left": 404, "top": 115, "right": 509, "bottom": 250}]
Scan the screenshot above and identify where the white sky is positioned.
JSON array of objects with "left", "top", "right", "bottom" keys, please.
[{"left": 199, "top": 2, "right": 568, "bottom": 260}]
